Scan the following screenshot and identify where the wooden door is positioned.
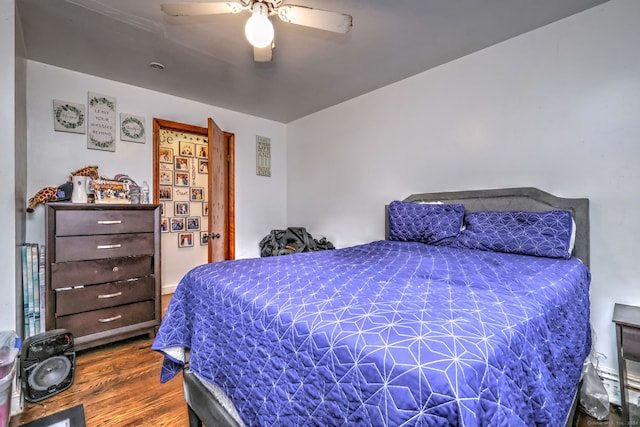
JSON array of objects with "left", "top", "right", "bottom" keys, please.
[{"left": 153, "top": 118, "right": 234, "bottom": 288}]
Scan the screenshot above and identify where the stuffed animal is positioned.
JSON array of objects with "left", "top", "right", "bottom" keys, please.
[
  {"left": 26, "top": 166, "right": 99, "bottom": 213},
  {"left": 69, "top": 165, "right": 99, "bottom": 180}
]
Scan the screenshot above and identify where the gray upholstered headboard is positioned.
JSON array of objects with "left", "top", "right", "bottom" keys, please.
[{"left": 385, "top": 187, "right": 590, "bottom": 267}]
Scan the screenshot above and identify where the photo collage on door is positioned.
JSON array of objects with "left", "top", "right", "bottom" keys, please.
[{"left": 158, "top": 129, "right": 209, "bottom": 248}]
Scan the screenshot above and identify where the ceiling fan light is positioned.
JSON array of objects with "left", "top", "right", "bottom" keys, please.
[{"left": 245, "top": 3, "right": 274, "bottom": 49}]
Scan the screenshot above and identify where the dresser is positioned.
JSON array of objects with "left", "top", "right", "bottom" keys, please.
[
  {"left": 45, "top": 203, "right": 161, "bottom": 351},
  {"left": 612, "top": 303, "right": 640, "bottom": 423}
]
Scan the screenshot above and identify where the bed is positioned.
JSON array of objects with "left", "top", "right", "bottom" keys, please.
[{"left": 152, "top": 187, "right": 591, "bottom": 426}]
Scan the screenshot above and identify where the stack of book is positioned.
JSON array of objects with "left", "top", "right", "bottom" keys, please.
[{"left": 20, "top": 244, "right": 45, "bottom": 338}]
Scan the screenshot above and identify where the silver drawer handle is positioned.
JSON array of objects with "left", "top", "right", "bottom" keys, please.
[
  {"left": 98, "top": 314, "right": 122, "bottom": 323},
  {"left": 112, "top": 266, "right": 119, "bottom": 272},
  {"left": 97, "top": 220, "right": 122, "bottom": 225},
  {"left": 98, "top": 292, "right": 122, "bottom": 299},
  {"left": 97, "top": 244, "right": 122, "bottom": 249}
]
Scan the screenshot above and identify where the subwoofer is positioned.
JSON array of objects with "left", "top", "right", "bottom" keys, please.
[{"left": 21, "top": 329, "right": 75, "bottom": 402}]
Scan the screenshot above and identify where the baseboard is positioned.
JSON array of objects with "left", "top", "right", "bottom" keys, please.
[
  {"left": 162, "top": 283, "right": 179, "bottom": 295},
  {"left": 598, "top": 366, "right": 640, "bottom": 407}
]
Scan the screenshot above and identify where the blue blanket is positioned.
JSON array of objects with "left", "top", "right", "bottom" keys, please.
[{"left": 153, "top": 240, "right": 591, "bottom": 426}]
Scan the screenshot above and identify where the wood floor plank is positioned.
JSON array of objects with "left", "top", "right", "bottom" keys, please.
[{"left": 9, "top": 294, "right": 186, "bottom": 427}]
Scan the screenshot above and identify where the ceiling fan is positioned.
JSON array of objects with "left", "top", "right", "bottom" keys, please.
[{"left": 160, "top": 0, "right": 353, "bottom": 62}]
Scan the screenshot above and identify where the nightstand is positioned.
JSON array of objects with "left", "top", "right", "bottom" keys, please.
[{"left": 612, "top": 303, "right": 640, "bottom": 422}]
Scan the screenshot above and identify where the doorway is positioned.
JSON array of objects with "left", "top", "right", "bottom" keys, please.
[{"left": 153, "top": 118, "right": 234, "bottom": 290}]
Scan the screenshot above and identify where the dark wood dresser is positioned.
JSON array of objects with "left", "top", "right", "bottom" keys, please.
[{"left": 45, "top": 203, "right": 161, "bottom": 351}]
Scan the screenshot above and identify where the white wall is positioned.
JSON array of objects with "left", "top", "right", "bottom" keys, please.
[
  {"left": 287, "top": 0, "right": 640, "bottom": 374},
  {"left": 0, "top": 0, "right": 17, "bottom": 330},
  {"left": 26, "top": 62, "right": 287, "bottom": 290}
]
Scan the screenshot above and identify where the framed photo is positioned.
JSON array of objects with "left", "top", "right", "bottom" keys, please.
[
  {"left": 190, "top": 187, "right": 204, "bottom": 201},
  {"left": 87, "top": 92, "right": 116, "bottom": 152},
  {"left": 160, "top": 162, "right": 173, "bottom": 171},
  {"left": 174, "top": 156, "right": 189, "bottom": 171},
  {"left": 174, "top": 201, "right": 189, "bottom": 216},
  {"left": 93, "top": 179, "right": 130, "bottom": 204},
  {"left": 159, "top": 186, "right": 173, "bottom": 201},
  {"left": 198, "top": 159, "right": 208, "bottom": 174},
  {"left": 178, "top": 232, "right": 194, "bottom": 248},
  {"left": 160, "top": 217, "right": 169, "bottom": 233},
  {"left": 200, "top": 231, "right": 209, "bottom": 246},
  {"left": 196, "top": 144, "right": 208, "bottom": 159},
  {"left": 53, "top": 100, "right": 85, "bottom": 134},
  {"left": 187, "top": 217, "right": 200, "bottom": 231},
  {"left": 202, "top": 202, "right": 209, "bottom": 216},
  {"left": 174, "top": 171, "right": 189, "bottom": 187},
  {"left": 120, "top": 113, "right": 145, "bottom": 143},
  {"left": 159, "top": 170, "right": 172, "bottom": 185},
  {"left": 170, "top": 217, "right": 185, "bottom": 232},
  {"left": 159, "top": 201, "right": 165, "bottom": 217},
  {"left": 179, "top": 141, "right": 195, "bottom": 157},
  {"left": 159, "top": 148, "right": 174, "bottom": 163}
]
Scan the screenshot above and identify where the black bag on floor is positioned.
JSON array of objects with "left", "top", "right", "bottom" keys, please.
[{"left": 259, "top": 227, "right": 335, "bottom": 257}]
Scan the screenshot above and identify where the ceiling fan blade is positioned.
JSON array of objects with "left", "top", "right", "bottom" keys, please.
[
  {"left": 277, "top": 5, "right": 352, "bottom": 34},
  {"left": 160, "top": 2, "right": 244, "bottom": 16},
  {"left": 254, "top": 44, "right": 273, "bottom": 62}
]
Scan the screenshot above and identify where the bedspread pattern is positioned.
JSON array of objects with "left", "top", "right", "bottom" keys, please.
[{"left": 153, "top": 241, "right": 591, "bottom": 426}]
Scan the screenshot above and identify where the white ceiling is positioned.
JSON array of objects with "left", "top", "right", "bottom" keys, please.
[{"left": 17, "top": 0, "right": 608, "bottom": 123}]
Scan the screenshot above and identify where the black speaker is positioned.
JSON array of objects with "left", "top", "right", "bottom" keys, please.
[{"left": 21, "top": 329, "right": 75, "bottom": 402}]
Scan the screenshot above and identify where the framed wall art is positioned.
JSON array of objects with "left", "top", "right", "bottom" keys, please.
[
  {"left": 200, "top": 231, "right": 209, "bottom": 246},
  {"left": 159, "top": 148, "right": 174, "bottom": 163},
  {"left": 196, "top": 144, "right": 208, "bottom": 159},
  {"left": 178, "top": 232, "right": 194, "bottom": 248},
  {"left": 87, "top": 92, "right": 116, "bottom": 152},
  {"left": 198, "top": 159, "right": 208, "bottom": 174},
  {"left": 175, "top": 171, "right": 189, "bottom": 187},
  {"left": 179, "top": 141, "right": 195, "bottom": 157},
  {"left": 159, "top": 186, "right": 173, "bottom": 201},
  {"left": 53, "top": 100, "right": 86, "bottom": 134},
  {"left": 170, "top": 217, "right": 185, "bottom": 232},
  {"left": 160, "top": 218, "right": 169, "bottom": 233},
  {"left": 190, "top": 187, "right": 204, "bottom": 201},
  {"left": 159, "top": 170, "right": 172, "bottom": 185},
  {"left": 175, "top": 156, "right": 189, "bottom": 171},
  {"left": 175, "top": 202, "right": 189, "bottom": 216},
  {"left": 120, "top": 113, "right": 146, "bottom": 143},
  {"left": 187, "top": 217, "right": 200, "bottom": 231}
]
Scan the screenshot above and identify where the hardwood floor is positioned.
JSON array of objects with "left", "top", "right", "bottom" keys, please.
[
  {"left": 6, "top": 293, "right": 632, "bottom": 426},
  {"left": 9, "top": 294, "right": 187, "bottom": 427}
]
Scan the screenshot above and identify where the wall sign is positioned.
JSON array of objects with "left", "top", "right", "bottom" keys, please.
[
  {"left": 53, "top": 100, "right": 85, "bottom": 134},
  {"left": 87, "top": 92, "right": 116, "bottom": 152},
  {"left": 256, "top": 135, "right": 271, "bottom": 177},
  {"left": 120, "top": 113, "right": 146, "bottom": 143}
]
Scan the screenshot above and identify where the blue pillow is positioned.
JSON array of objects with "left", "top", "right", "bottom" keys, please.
[
  {"left": 453, "top": 210, "right": 574, "bottom": 259},
  {"left": 388, "top": 201, "right": 464, "bottom": 245}
]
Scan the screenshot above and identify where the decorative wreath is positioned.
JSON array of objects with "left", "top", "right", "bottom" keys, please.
[
  {"left": 121, "top": 117, "right": 145, "bottom": 139},
  {"left": 54, "top": 104, "right": 85, "bottom": 129}
]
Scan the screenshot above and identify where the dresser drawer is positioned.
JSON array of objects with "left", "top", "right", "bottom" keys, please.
[
  {"left": 55, "top": 209, "right": 155, "bottom": 236},
  {"left": 50, "top": 255, "right": 153, "bottom": 289},
  {"left": 56, "top": 300, "right": 155, "bottom": 338},
  {"left": 622, "top": 325, "right": 640, "bottom": 362},
  {"left": 55, "top": 233, "right": 154, "bottom": 262},
  {"left": 56, "top": 277, "right": 155, "bottom": 316}
]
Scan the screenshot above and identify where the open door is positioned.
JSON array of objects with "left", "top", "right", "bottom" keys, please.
[
  {"left": 208, "top": 118, "right": 227, "bottom": 262},
  {"left": 153, "top": 118, "right": 234, "bottom": 290}
]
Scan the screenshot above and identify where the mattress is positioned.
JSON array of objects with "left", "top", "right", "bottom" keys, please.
[{"left": 153, "top": 240, "right": 591, "bottom": 426}]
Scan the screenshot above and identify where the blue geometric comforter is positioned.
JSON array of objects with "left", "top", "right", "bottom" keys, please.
[{"left": 153, "top": 240, "right": 591, "bottom": 426}]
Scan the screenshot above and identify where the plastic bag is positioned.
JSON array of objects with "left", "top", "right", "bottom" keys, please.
[
  {"left": 579, "top": 345, "right": 609, "bottom": 420},
  {"left": 0, "top": 331, "right": 19, "bottom": 379}
]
